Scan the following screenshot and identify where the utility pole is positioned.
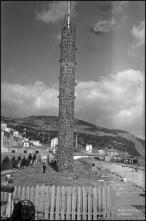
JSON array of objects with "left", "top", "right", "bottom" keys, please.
[{"left": 75, "top": 129, "right": 78, "bottom": 150}]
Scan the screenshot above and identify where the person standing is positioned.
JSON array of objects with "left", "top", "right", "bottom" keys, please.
[{"left": 42, "top": 163, "right": 46, "bottom": 174}]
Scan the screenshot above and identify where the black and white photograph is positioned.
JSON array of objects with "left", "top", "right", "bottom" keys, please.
[{"left": 1, "top": 1, "right": 145, "bottom": 220}]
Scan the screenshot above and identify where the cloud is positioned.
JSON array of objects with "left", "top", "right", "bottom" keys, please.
[
  {"left": 1, "top": 81, "right": 59, "bottom": 117},
  {"left": 35, "top": 1, "right": 77, "bottom": 24},
  {"left": 91, "top": 1, "right": 128, "bottom": 34},
  {"left": 91, "top": 17, "right": 118, "bottom": 33},
  {"left": 1, "top": 69, "right": 144, "bottom": 138},
  {"left": 131, "top": 19, "right": 145, "bottom": 48},
  {"left": 75, "top": 69, "right": 144, "bottom": 138},
  {"left": 128, "top": 20, "right": 145, "bottom": 60}
]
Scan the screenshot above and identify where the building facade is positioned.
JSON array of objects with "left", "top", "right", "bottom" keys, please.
[
  {"left": 86, "top": 144, "right": 92, "bottom": 153},
  {"left": 51, "top": 137, "right": 58, "bottom": 153},
  {"left": 1, "top": 123, "right": 23, "bottom": 152}
]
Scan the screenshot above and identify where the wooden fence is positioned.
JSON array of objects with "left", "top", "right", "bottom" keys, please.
[{"left": 1, "top": 184, "right": 112, "bottom": 220}]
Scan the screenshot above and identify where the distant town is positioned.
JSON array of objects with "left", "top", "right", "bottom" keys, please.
[{"left": 1, "top": 122, "right": 144, "bottom": 166}]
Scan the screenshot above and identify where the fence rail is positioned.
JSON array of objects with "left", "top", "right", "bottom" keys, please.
[{"left": 1, "top": 184, "right": 112, "bottom": 220}]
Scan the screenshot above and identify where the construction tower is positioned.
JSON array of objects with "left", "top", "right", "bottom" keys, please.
[{"left": 57, "top": 1, "right": 76, "bottom": 172}]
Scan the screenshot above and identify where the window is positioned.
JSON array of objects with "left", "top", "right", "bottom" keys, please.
[{"left": 12, "top": 150, "right": 15, "bottom": 153}]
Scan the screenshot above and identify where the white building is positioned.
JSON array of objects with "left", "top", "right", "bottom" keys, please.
[
  {"left": 1, "top": 123, "right": 23, "bottom": 152},
  {"left": 86, "top": 144, "right": 92, "bottom": 153},
  {"left": 51, "top": 137, "right": 58, "bottom": 153},
  {"left": 30, "top": 140, "right": 42, "bottom": 147},
  {"left": 23, "top": 138, "right": 30, "bottom": 148},
  {"left": 1, "top": 123, "right": 7, "bottom": 130},
  {"left": 23, "top": 141, "right": 29, "bottom": 148}
]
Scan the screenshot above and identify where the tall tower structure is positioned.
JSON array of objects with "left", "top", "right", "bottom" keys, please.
[{"left": 57, "top": 1, "right": 76, "bottom": 172}]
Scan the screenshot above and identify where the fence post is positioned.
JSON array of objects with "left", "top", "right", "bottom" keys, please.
[
  {"left": 21, "top": 186, "right": 26, "bottom": 200},
  {"left": 71, "top": 186, "right": 76, "bottom": 220},
  {"left": 26, "top": 186, "right": 31, "bottom": 200},
  {"left": 102, "top": 185, "right": 106, "bottom": 218},
  {"left": 106, "top": 184, "right": 112, "bottom": 219},
  {"left": 97, "top": 185, "right": 102, "bottom": 216},
  {"left": 30, "top": 186, "right": 35, "bottom": 203},
  {"left": 87, "top": 186, "right": 92, "bottom": 220},
  {"left": 50, "top": 185, "right": 55, "bottom": 220},
  {"left": 77, "top": 186, "right": 81, "bottom": 220},
  {"left": 17, "top": 185, "right": 21, "bottom": 201},
  {"left": 44, "top": 186, "right": 50, "bottom": 220},
  {"left": 83, "top": 186, "right": 87, "bottom": 220},
  {"left": 5, "top": 193, "right": 13, "bottom": 217},
  {"left": 34, "top": 185, "right": 40, "bottom": 219},
  {"left": 56, "top": 186, "right": 61, "bottom": 220},
  {"left": 93, "top": 186, "right": 97, "bottom": 220},
  {"left": 60, "top": 186, "right": 65, "bottom": 220},
  {"left": 66, "top": 186, "right": 72, "bottom": 220},
  {"left": 37, "top": 185, "right": 45, "bottom": 219}
]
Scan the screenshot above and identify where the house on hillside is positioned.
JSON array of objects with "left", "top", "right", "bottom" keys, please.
[
  {"left": 86, "top": 144, "right": 92, "bottom": 153},
  {"left": 106, "top": 148, "right": 119, "bottom": 161},
  {"left": 1, "top": 123, "right": 23, "bottom": 152},
  {"left": 29, "top": 140, "right": 42, "bottom": 147},
  {"left": 123, "top": 157, "right": 138, "bottom": 165},
  {"left": 22, "top": 138, "right": 30, "bottom": 148},
  {"left": 51, "top": 137, "right": 58, "bottom": 153},
  {"left": 106, "top": 148, "right": 119, "bottom": 157}
]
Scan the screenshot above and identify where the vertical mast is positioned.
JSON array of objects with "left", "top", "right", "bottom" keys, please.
[
  {"left": 57, "top": 0, "right": 76, "bottom": 172},
  {"left": 67, "top": 1, "right": 71, "bottom": 28}
]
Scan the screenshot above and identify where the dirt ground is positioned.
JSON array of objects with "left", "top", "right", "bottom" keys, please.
[
  {"left": 85, "top": 158, "right": 145, "bottom": 188},
  {"left": 13, "top": 159, "right": 119, "bottom": 187},
  {"left": 85, "top": 158, "right": 145, "bottom": 220}
]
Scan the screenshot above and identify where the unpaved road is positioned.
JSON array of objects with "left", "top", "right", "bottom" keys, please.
[{"left": 86, "top": 158, "right": 145, "bottom": 189}]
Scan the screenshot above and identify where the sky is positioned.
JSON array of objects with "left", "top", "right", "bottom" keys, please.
[{"left": 1, "top": 1, "right": 145, "bottom": 139}]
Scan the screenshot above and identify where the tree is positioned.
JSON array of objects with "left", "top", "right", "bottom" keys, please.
[
  {"left": 28, "top": 154, "right": 32, "bottom": 162},
  {"left": 17, "top": 155, "right": 21, "bottom": 162},
  {"left": 33, "top": 154, "right": 36, "bottom": 160},
  {"left": 20, "top": 157, "right": 27, "bottom": 167},
  {"left": 25, "top": 158, "right": 30, "bottom": 166},
  {"left": 11, "top": 156, "right": 17, "bottom": 168},
  {"left": 2, "top": 156, "right": 13, "bottom": 171},
  {"left": 15, "top": 156, "right": 22, "bottom": 168}
]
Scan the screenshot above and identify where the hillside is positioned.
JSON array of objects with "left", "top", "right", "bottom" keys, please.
[{"left": 1, "top": 115, "right": 145, "bottom": 156}]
